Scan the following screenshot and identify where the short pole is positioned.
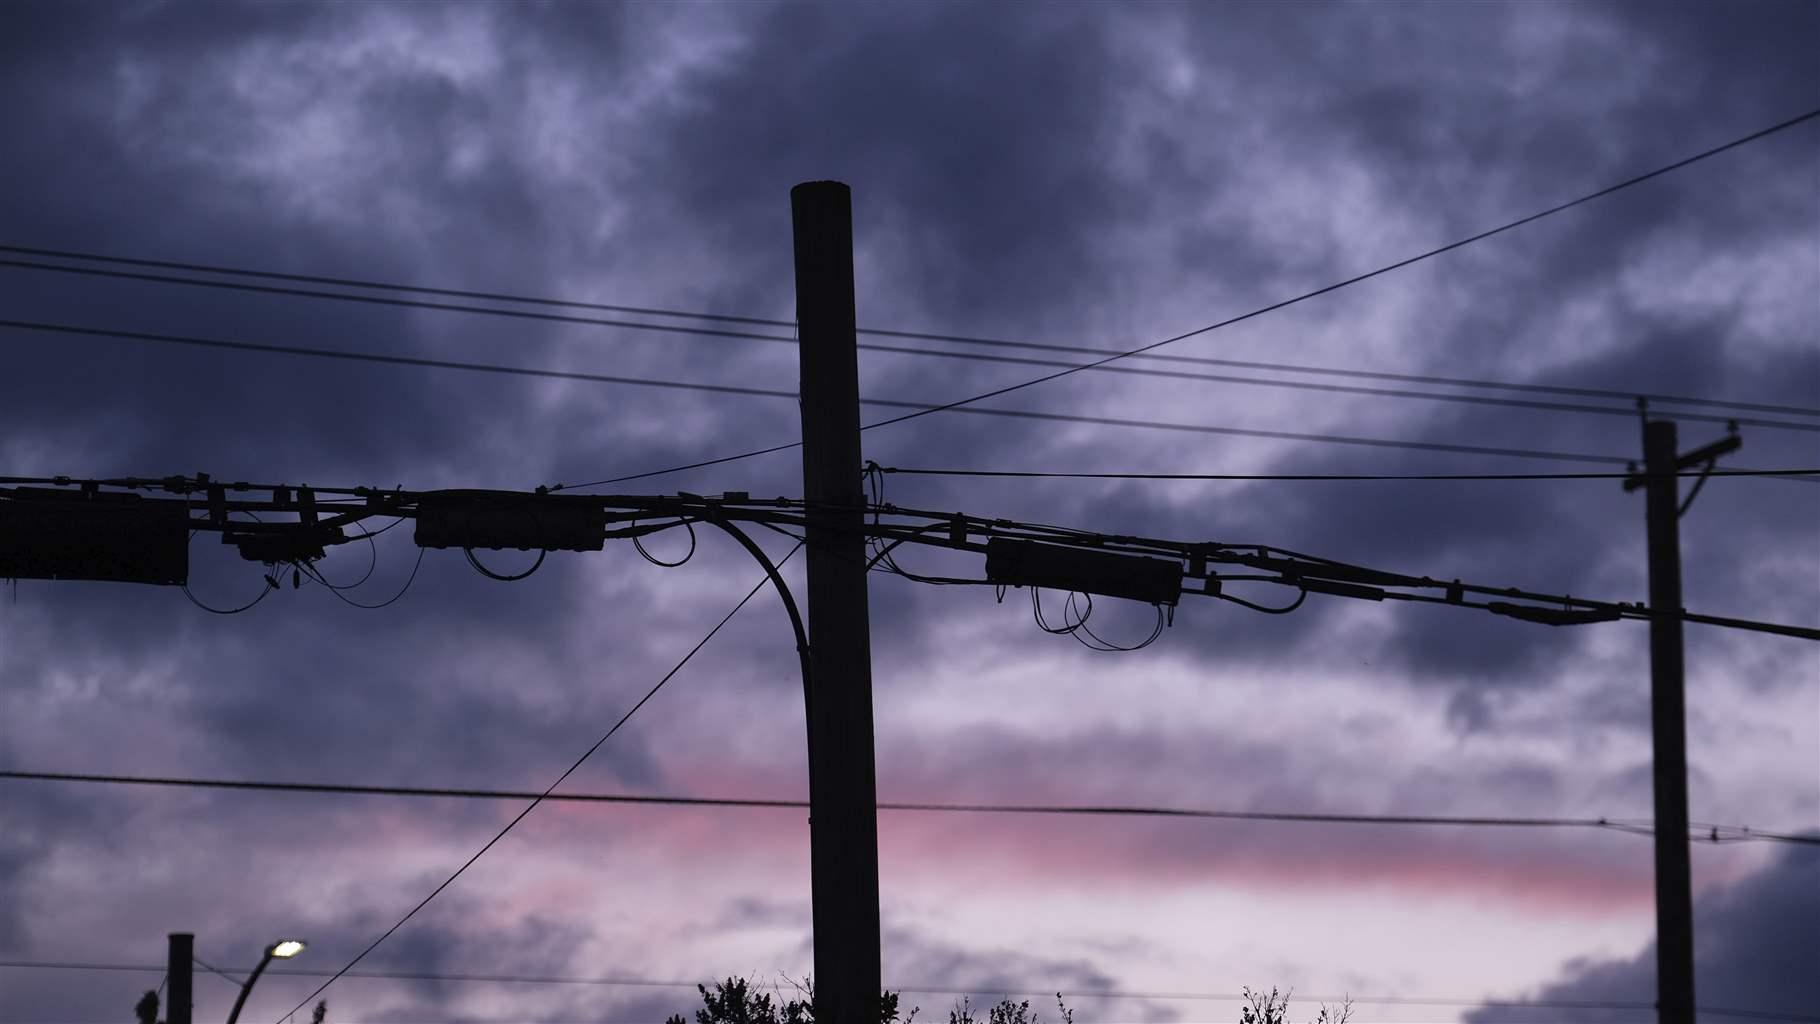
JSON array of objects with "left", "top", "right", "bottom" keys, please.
[{"left": 166, "top": 933, "right": 193, "bottom": 1024}]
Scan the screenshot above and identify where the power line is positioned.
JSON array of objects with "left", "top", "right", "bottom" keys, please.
[
  {"left": 562, "top": 105, "right": 1820, "bottom": 487},
  {"left": 856, "top": 398, "right": 1636, "bottom": 464},
  {"left": 855, "top": 329, "right": 1820, "bottom": 420},
  {"left": 191, "top": 955, "right": 244, "bottom": 987},
  {"left": 0, "top": 257, "right": 799, "bottom": 346},
  {"left": 798, "top": 342, "right": 1820, "bottom": 432},
  {"left": 0, "top": 318, "right": 801, "bottom": 403},
  {"left": 6, "top": 256, "right": 1817, "bottom": 433},
  {"left": 273, "top": 544, "right": 802, "bottom": 1024},
  {"left": 0, "top": 244, "right": 797, "bottom": 328},
  {"left": 5, "top": 769, "right": 1814, "bottom": 846},
  {"left": 3, "top": 962, "right": 1817, "bottom": 1023},
  {"left": 7, "top": 225, "right": 1817, "bottom": 423},
  {"left": 0, "top": 318, "right": 1650, "bottom": 470},
  {"left": 6, "top": 471, "right": 1814, "bottom": 640},
  {"left": 813, "top": 108, "right": 1820, "bottom": 439},
  {"left": 877, "top": 466, "right": 1820, "bottom": 482},
  {"left": 2, "top": 959, "right": 706, "bottom": 989},
  {"left": 7, "top": 109, "right": 1813, "bottom": 497},
  {"left": 7, "top": 472, "right": 1815, "bottom": 642},
  {"left": 838, "top": 503, "right": 1820, "bottom": 640},
  {"left": 584, "top": 439, "right": 809, "bottom": 486}
]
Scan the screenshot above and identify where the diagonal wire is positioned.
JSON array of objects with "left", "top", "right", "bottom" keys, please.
[
  {"left": 272, "top": 543, "right": 802, "bottom": 1023},
  {"left": 192, "top": 954, "right": 245, "bottom": 987},
  {"left": 11, "top": 114, "right": 1820, "bottom": 489},
  {"left": 843, "top": 107, "right": 1820, "bottom": 437},
  {"left": 856, "top": 330, "right": 1820, "bottom": 419},
  {"left": 559, "top": 105, "right": 1820, "bottom": 488}
]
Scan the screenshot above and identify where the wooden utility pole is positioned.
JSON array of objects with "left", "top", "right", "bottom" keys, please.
[
  {"left": 1629, "top": 415, "right": 1740, "bottom": 1024},
  {"left": 791, "top": 180, "right": 882, "bottom": 1023},
  {"left": 167, "top": 933, "right": 193, "bottom": 1024},
  {"left": 1643, "top": 420, "right": 1695, "bottom": 1024}
]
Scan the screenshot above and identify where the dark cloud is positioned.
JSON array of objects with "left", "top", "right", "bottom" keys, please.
[
  {"left": 1464, "top": 841, "right": 1820, "bottom": 1022},
  {"left": 1, "top": 0, "right": 1815, "bottom": 1018},
  {"left": 882, "top": 920, "right": 1151, "bottom": 1022},
  {"left": 655, "top": 900, "right": 1169, "bottom": 1021}
]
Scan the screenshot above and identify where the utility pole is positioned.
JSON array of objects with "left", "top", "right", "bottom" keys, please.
[
  {"left": 166, "top": 933, "right": 192, "bottom": 1024},
  {"left": 1628, "top": 414, "right": 1740, "bottom": 1024},
  {"left": 791, "top": 180, "right": 882, "bottom": 1023}
]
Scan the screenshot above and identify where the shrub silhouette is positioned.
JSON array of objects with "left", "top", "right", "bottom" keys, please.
[
  {"left": 1241, "top": 986, "right": 1352, "bottom": 1024},
  {"left": 669, "top": 978, "right": 1350, "bottom": 1024},
  {"left": 662, "top": 976, "right": 908, "bottom": 1024}
]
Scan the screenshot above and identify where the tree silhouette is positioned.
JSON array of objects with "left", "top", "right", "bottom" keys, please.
[
  {"left": 665, "top": 978, "right": 1098, "bottom": 1024},
  {"left": 1240, "top": 987, "right": 1352, "bottom": 1024},
  {"left": 663, "top": 977, "right": 910, "bottom": 1024},
  {"left": 941, "top": 994, "right": 1073, "bottom": 1024},
  {"left": 671, "top": 980, "right": 1348, "bottom": 1024}
]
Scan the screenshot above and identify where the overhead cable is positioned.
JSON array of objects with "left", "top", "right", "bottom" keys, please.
[
  {"left": 190, "top": 955, "right": 244, "bottom": 987},
  {"left": 0, "top": 318, "right": 1647, "bottom": 469},
  {"left": 0, "top": 243, "right": 797, "bottom": 328},
  {"left": 856, "top": 328, "right": 1820, "bottom": 419},
  {"left": 876, "top": 466, "right": 1820, "bottom": 482},
  {"left": 816, "top": 342, "right": 1820, "bottom": 431},
  {"left": 842, "top": 507, "right": 1820, "bottom": 640},
  {"left": 564, "top": 105, "right": 1820, "bottom": 486},
  {"left": 5, "top": 256, "right": 1817, "bottom": 431},
  {"left": 297, "top": 546, "right": 426, "bottom": 609},
  {"left": 179, "top": 580, "right": 274, "bottom": 615},
  {"left": 6, "top": 474, "right": 1814, "bottom": 640},
  {"left": 0, "top": 318, "right": 802, "bottom": 402},
  {"left": 463, "top": 547, "right": 547, "bottom": 582},
  {"left": 0, "top": 256, "right": 797, "bottom": 345},
  {"left": 4, "top": 769, "right": 1814, "bottom": 847},
  {"left": 9, "top": 110, "right": 1816, "bottom": 495},
  {"left": 855, "top": 398, "right": 1635, "bottom": 464},
  {"left": 812, "top": 107, "right": 1820, "bottom": 439}
]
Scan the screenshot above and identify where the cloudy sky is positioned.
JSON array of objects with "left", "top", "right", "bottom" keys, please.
[{"left": 1, "top": 2, "right": 1816, "bottom": 1023}]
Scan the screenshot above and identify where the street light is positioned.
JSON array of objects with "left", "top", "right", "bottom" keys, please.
[{"left": 224, "top": 939, "right": 306, "bottom": 1024}]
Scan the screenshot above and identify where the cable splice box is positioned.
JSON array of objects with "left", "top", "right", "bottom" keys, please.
[
  {"left": 414, "top": 491, "right": 607, "bottom": 551},
  {"left": 0, "top": 488, "right": 188, "bottom": 584},
  {"left": 985, "top": 537, "right": 1183, "bottom": 606}
]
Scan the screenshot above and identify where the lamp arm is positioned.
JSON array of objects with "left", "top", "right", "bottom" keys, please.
[{"left": 224, "top": 950, "right": 276, "bottom": 1024}]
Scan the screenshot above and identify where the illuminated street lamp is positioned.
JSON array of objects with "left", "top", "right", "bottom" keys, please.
[{"left": 224, "top": 939, "right": 306, "bottom": 1024}]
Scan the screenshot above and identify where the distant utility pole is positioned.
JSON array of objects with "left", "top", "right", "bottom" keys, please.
[
  {"left": 166, "top": 932, "right": 192, "bottom": 1024},
  {"left": 791, "top": 180, "right": 882, "bottom": 1022},
  {"left": 1627, "top": 413, "right": 1741, "bottom": 1024}
]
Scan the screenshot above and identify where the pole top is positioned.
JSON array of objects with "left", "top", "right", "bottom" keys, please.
[{"left": 791, "top": 180, "right": 850, "bottom": 198}]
